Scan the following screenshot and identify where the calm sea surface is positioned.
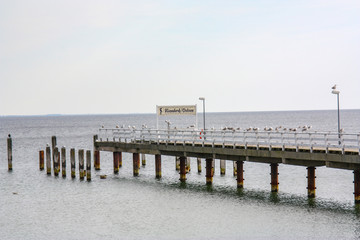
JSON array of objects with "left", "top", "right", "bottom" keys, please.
[{"left": 1, "top": 110, "right": 360, "bottom": 240}]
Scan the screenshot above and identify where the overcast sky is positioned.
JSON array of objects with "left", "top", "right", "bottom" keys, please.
[{"left": 0, "top": 0, "right": 359, "bottom": 115}]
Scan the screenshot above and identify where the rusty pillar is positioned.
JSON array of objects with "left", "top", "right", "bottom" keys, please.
[
  {"left": 142, "top": 153, "right": 146, "bottom": 166},
  {"left": 79, "top": 149, "right": 84, "bottom": 180},
  {"left": 236, "top": 161, "right": 244, "bottom": 188},
  {"left": 54, "top": 147, "right": 59, "bottom": 177},
  {"left": 270, "top": 163, "right": 279, "bottom": 192},
  {"left": 197, "top": 158, "right": 202, "bottom": 173},
  {"left": 113, "top": 152, "right": 120, "bottom": 174},
  {"left": 186, "top": 157, "right": 191, "bottom": 173},
  {"left": 179, "top": 156, "right": 187, "bottom": 182},
  {"left": 46, "top": 145, "right": 51, "bottom": 175},
  {"left": 307, "top": 167, "right": 316, "bottom": 198},
  {"left": 220, "top": 160, "right": 226, "bottom": 175},
  {"left": 354, "top": 170, "right": 360, "bottom": 203},
  {"left": 61, "top": 147, "right": 66, "bottom": 178},
  {"left": 133, "top": 153, "right": 140, "bottom": 176},
  {"left": 155, "top": 154, "right": 161, "bottom": 179},
  {"left": 206, "top": 158, "right": 213, "bottom": 185},
  {"left": 7, "top": 136, "right": 12, "bottom": 171},
  {"left": 70, "top": 148, "right": 75, "bottom": 178},
  {"left": 94, "top": 150, "right": 100, "bottom": 170},
  {"left": 86, "top": 150, "right": 91, "bottom": 181},
  {"left": 39, "top": 150, "right": 44, "bottom": 171}
]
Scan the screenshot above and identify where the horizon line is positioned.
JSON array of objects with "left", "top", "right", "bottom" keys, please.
[{"left": 1, "top": 108, "right": 359, "bottom": 117}]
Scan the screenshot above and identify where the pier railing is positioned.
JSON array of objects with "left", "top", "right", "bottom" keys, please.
[{"left": 97, "top": 128, "right": 360, "bottom": 153}]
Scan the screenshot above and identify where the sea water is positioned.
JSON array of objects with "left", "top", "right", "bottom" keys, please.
[{"left": 1, "top": 110, "right": 360, "bottom": 240}]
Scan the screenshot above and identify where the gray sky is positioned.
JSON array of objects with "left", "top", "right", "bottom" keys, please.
[{"left": 0, "top": 0, "right": 359, "bottom": 115}]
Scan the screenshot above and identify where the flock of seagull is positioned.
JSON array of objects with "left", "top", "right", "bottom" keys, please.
[{"left": 220, "top": 125, "right": 313, "bottom": 132}]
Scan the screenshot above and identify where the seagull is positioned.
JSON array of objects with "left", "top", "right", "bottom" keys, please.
[{"left": 332, "top": 84, "right": 337, "bottom": 89}]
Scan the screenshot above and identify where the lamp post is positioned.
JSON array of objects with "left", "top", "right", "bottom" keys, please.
[
  {"left": 199, "top": 97, "right": 205, "bottom": 138},
  {"left": 331, "top": 85, "right": 341, "bottom": 145}
]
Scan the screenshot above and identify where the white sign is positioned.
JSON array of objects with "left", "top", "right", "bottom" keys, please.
[{"left": 157, "top": 105, "right": 197, "bottom": 116}]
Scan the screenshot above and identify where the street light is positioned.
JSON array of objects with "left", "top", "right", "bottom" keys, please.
[
  {"left": 199, "top": 97, "right": 205, "bottom": 137},
  {"left": 331, "top": 85, "right": 341, "bottom": 145}
]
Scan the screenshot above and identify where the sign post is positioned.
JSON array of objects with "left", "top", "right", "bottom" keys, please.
[{"left": 156, "top": 105, "right": 197, "bottom": 129}]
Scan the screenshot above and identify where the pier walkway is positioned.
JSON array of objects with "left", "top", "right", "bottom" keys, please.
[{"left": 93, "top": 128, "right": 360, "bottom": 202}]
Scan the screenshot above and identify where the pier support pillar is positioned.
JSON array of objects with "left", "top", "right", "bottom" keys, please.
[
  {"left": 61, "top": 147, "right": 66, "bottom": 178},
  {"left": 39, "top": 150, "right": 44, "bottom": 171},
  {"left": 155, "top": 154, "right": 162, "bottom": 179},
  {"left": 79, "top": 149, "right": 84, "bottom": 180},
  {"left": 197, "top": 158, "right": 202, "bottom": 173},
  {"left": 354, "top": 170, "right": 360, "bottom": 203},
  {"left": 236, "top": 161, "right": 244, "bottom": 188},
  {"left": 179, "top": 156, "right": 187, "bottom": 182},
  {"left": 142, "top": 153, "right": 146, "bottom": 166},
  {"left": 270, "top": 163, "right": 279, "bottom": 192},
  {"left": 133, "top": 153, "right": 140, "bottom": 176},
  {"left": 93, "top": 135, "right": 100, "bottom": 170},
  {"left": 7, "top": 135, "right": 12, "bottom": 171},
  {"left": 220, "top": 160, "right": 226, "bottom": 175},
  {"left": 86, "top": 150, "right": 91, "bottom": 181},
  {"left": 176, "top": 157, "right": 180, "bottom": 171},
  {"left": 186, "top": 157, "right": 191, "bottom": 173},
  {"left": 307, "top": 167, "right": 316, "bottom": 198},
  {"left": 46, "top": 145, "right": 51, "bottom": 175},
  {"left": 233, "top": 161, "right": 237, "bottom": 176},
  {"left": 113, "top": 152, "right": 120, "bottom": 174},
  {"left": 94, "top": 150, "right": 100, "bottom": 170},
  {"left": 70, "top": 148, "right": 76, "bottom": 178},
  {"left": 206, "top": 158, "right": 214, "bottom": 185}
]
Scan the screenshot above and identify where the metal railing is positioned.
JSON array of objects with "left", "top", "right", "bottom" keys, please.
[{"left": 97, "top": 128, "right": 360, "bottom": 154}]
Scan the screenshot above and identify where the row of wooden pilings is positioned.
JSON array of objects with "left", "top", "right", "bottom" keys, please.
[
  {"left": 38, "top": 136, "right": 97, "bottom": 181},
  {"left": 5, "top": 135, "right": 360, "bottom": 203}
]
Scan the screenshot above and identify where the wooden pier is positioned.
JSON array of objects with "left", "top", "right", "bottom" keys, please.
[{"left": 94, "top": 128, "right": 360, "bottom": 202}]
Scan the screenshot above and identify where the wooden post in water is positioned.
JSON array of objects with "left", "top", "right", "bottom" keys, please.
[
  {"left": 307, "top": 167, "right": 316, "bottom": 198},
  {"left": 79, "top": 149, "right": 84, "bottom": 180},
  {"left": 206, "top": 158, "right": 213, "bottom": 185},
  {"left": 39, "top": 150, "right": 44, "bottom": 171},
  {"left": 7, "top": 135, "right": 12, "bottom": 171},
  {"left": 197, "top": 158, "right": 202, "bottom": 173},
  {"left": 61, "top": 147, "right": 66, "bottom": 178},
  {"left": 54, "top": 147, "right": 59, "bottom": 176},
  {"left": 46, "top": 145, "right": 51, "bottom": 175},
  {"left": 233, "top": 161, "right": 237, "bottom": 176},
  {"left": 70, "top": 148, "right": 76, "bottom": 179},
  {"left": 179, "top": 156, "right": 187, "bottom": 182},
  {"left": 175, "top": 157, "right": 180, "bottom": 171},
  {"left": 270, "top": 163, "right": 279, "bottom": 192},
  {"left": 93, "top": 135, "right": 100, "bottom": 170},
  {"left": 113, "top": 152, "right": 120, "bottom": 174},
  {"left": 220, "top": 160, "right": 226, "bottom": 175},
  {"left": 51, "top": 136, "right": 57, "bottom": 169},
  {"left": 354, "top": 170, "right": 360, "bottom": 204},
  {"left": 142, "top": 153, "right": 146, "bottom": 166},
  {"left": 133, "top": 153, "right": 140, "bottom": 176},
  {"left": 86, "top": 150, "right": 91, "bottom": 181},
  {"left": 236, "top": 161, "right": 244, "bottom": 188},
  {"left": 155, "top": 154, "right": 161, "bottom": 179},
  {"left": 186, "top": 157, "right": 191, "bottom": 173}
]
